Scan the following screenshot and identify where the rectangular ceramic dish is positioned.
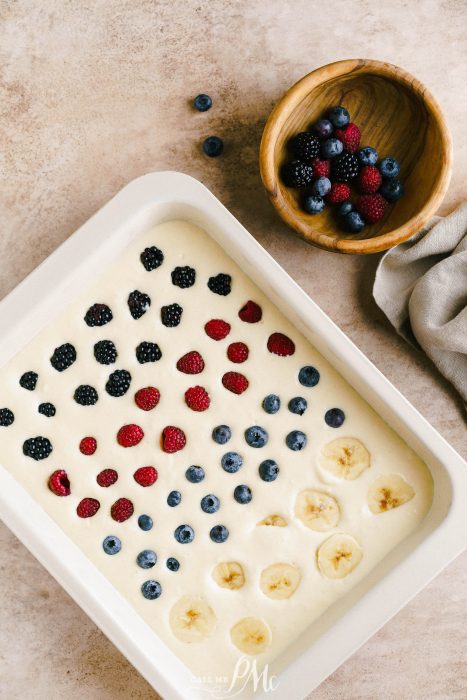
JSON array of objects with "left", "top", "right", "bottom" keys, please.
[{"left": 0, "top": 172, "right": 466, "bottom": 700}]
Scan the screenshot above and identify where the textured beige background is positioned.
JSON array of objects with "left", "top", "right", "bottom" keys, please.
[{"left": 0, "top": 1, "right": 466, "bottom": 698}]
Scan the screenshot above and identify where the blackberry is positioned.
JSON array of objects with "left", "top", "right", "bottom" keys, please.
[
  {"left": 0, "top": 408, "right": 14, "bottom": 427},
  {"left": 50, "top": 343, "right": 77, "bottom": 372},
  {"left": 291, "top": 132, "right": 320, "bottom": 162},
  {"left": 207, "top": 273, "right": 231, "bottom": 296},
  {"left": 140, "top": 246, "right": 164, "bottom": 271},
  {"left": 281, "top": 160, "right": 313, "bottom": 188},
  {"left": 74, "top": 385, "right": 99, "bottom": 405},
  {"left": 332, "top": 153, "right": 360, "bottom": 182},
  {"left": 128, "top": 290, "right": 151, "bottom": 320},
  {"left": 19, "top": 371, "right": 38, "bottom": 391},
  {"left": 23, "top": 436, "right": 53, "bottom": 460},
  {"left": 84, "top": 303, "right": 113, "bottom": 327},
  {"left": 161, "top": 303, "right": 183, "bottom": 327},
  {"left": 171, "top": 266, "right": 196, "bottom": 289},
  {"left": 136, "top": 342, "right": 162, "bottom": 364},
  {"left": 93, "top": 340, "right": 117, "bottom": 365},
  {"left": 105, "top": 369, "right": 132, "bottom": 397},
  {"left": 38, "top": 402, "right": 56, "bottom": 417}
]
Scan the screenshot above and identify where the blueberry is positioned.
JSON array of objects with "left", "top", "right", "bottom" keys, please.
[
  {"left": 380, "top": 178, "right": 404, "bottom": 202},
  {"left": 212, "top": 425, "right": 231, "bottom": 445},
  {"left": 328, "top": 106, "right": 350, "bottom": 129},
  {"left": 288, "top": 397, "right": 308, "bottom": 415},
  {"left": 166, "top": 557, "right": 180, "bottom": 572},
  {"left": 138, "top": 514, "right": 153, "bottom": 531},
  {"left": 137, "top": 549, "right": 157, "bottom": 569},
  {"left": 286, "top": 430, "right": 307, "bottom": 451},
  {"left": 167, "top": 490, "right": 182, "bottom": 507},
  {"left": 337, "top": 201, "right": 354, "bottom": 217},
  {"left": 201, "top": 494, "right": 221, "bottom": 514},
  {"left": 141, "top": 580, "right": 162, "bottom": 600},
  {"left": 174, "top": 524, "right": 195, "bottom": 544},
  {"left": 210, "top": 524, "right": 229, "bottom": 543},
  {"left": 203, "top": 136, "right": 223, "bottom": 157},
  {"left": 379, "top": 157, "right": 400, "bottom": 178},
  {"left": 221, "top": 452, "right": 243, "bottom": 473},
  {"left": 102, "top": 536, "right": 121, "bottom": 555},
  {"left": 313, "top": 119, "right": 333, "bottom": 138},
  {"left": 244, "top": 425, "right": 268, "bottom": 448},
  {"left": 234, "top": 484, "right": 252, "bottom": 504},
  {"left": 298, "top": 365, "right": 320, "bottom": 387},
  {"left": 185, "top": 465, "right": 205, "bottom": 483},
  {"left": 262, "top": 394, "right": 280, "bottom": 414},
  {"left": 312, "top": 177, "right": 332, "bottom": 197},
  {"left": 259, "top": 459, "right": 279, "bottom": 482},
  {"left": 358, "top": 146, "right": 378, "bottom": 166},
  {"left": 303, "top": 195, "right": 325, "bottom": 215},
  {"left": 321, "top": 138, "right": 343, "bottom": 159},
  {"left": 324, "top": 408, "right": 346, "bottom": 428},
  {"left": 193, "top": 94, "right": 212, "bottom": 112},
  {"left": 343, "top": 211, "right": 366, "bottom": 233}
]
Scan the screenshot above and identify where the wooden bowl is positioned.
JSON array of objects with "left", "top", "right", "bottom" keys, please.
[{"left": 260, "top": 59, "right": 452, "bottom": 254}]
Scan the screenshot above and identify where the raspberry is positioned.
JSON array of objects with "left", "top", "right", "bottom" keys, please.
[
  {"left": 238, "top": 300, "right": 262, "bottom": 323},
  {"left": 136, "top": 342, "right": 162, "bottom": 364},
  {"left": 79, "top": 436, "right": 97, "bottom": 455},
  {"left": 185, "top": 386, "right": 210, "bottom": 411},
  {"left": 161, "top": 303, "right": 183, "bottom": 327},
  {"left": 291, "top": 132, "right": 320, "bottom": 161},
  {"left": 50, "top": 343, "right": 77, "bottom": 372},
  {"left": 358, "top": 165, "right": 382, "bottom": 194},
  {"left": 140, "top": 246, "right": 164, "bottom": 271},
  {"left": 48, "top": 469, "right": 71, "bottom": 496},
  {"left": 227, "top": 342, "right": 249, "bottom": 363},
  {"left": 204, "top": 319, "right": 231, "bottom": 340},
  {"left": 133, "top": 466, "right": 158, "bottom": 487},
  {"left": 77, "top": 497, "right": 100, "bottom": 518},
  {"left": 335, "top": 123, "right": 361, "bottom": 153},
  {"left": 19, "top": 371, "right": 38, "bottom": 391},
  {"left": 171, "top": 266, "right": 196, "bottom": 288},
  {"left": 117, "top": 424, "right": 144, "bottom": 447},
  {"left": 74, "top": 385, "right": 98, "bottom": 405},
  {"left": 357, "top": 194, "right": 388, "bottom": 224},
  {"left": 84, "top": 303, "right": 113, "bottom": 327},
  {"left": 93, "top": 340, "right": 117, "bottom": 365},
  {"left": 176, "top": 351, "right": 205, "bottom": 374},
  {"left": 222, "top": 371, "right": 249, "bottom": 394},
  {"left": 23, "top": 436, "right": 53, "bottom": 460},
  {"left": 105, "top": 369, "right": 132, "bottom": 397},
  {"left": 111, "top": 497, "right": 134, "bottom": 522},
  {"left": 311, "top": 158, "right": 331, "bottom": 178},
  {"left": 162, "top": 426, "right": 186, "bottom": 453},
  {"left": 207, "top": 273, "right": 231, "bottom": 296},
  {"left": 96, "top": 468, "right": 118, "bottom": 487},
  {"left": 326, "top": 182, "right": 351, "bottom": 205},
  {"left": 128, "top": 290, "right": 151, "bottom": 319},
  {"left": 332, "top": 153, "right": 360, "bottom": 182},
  {"left": 267, "top": 332, "right": 296, "bottom": 357},
  {"left": 134, "top": 387, "right": 160, "bottom": 411}
]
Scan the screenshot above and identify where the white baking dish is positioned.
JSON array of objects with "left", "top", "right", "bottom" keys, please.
[{"left": 0, "top": 172, "right": 466, "bottom": 700}]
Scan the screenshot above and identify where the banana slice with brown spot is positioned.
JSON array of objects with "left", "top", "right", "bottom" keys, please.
[
  {"left": 169, "top": 595, "right": 217, "bottom": 643},
  {"left": 295, "top": 489, "right": 340, "bottom": 531},
  {"left": 320, "top": 437, "right": 370, "bottom": 480},
  {"left": 212, "top": 561, "right": 245, "bottom": 590},
  {"left": 230, "top": 617, "right": 272, "bottom": 654},
  {"left": 368, "top": 474, "right": 415, "bottom": 514},
  {"left": 317, "top": 533, "right": 363, "bottom": 579},
  {"left": 257, "top": 514, "right": 287, "bottom": 527},
  {"left": 260, "top": 563, "right": 301, "bottom": 600}
]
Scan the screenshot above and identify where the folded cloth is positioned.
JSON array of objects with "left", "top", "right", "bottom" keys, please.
[{"left": 373, "top": 203, "right": 467, "bottom": 405}]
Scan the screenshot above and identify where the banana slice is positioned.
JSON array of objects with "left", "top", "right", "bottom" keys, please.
[
  {"left": 368, "top": 474, "right": 415, "bottom": 514},
  {"left": 212, "top": 561, "right": 245, "bottom": 590},
  {"left": 317, "top": 533, "right": 363, "bottom": 579},
  {"left": 260, "top": 563, "right": 301, "bottom": 600},
  {"left": 295, "top": 489, "right": 340, "bottom": 531},
  {"left": 169, "top": 595, "right": 217, "bottom": 643},
  {"left": 320, "top": 437, "right": 370, "bottom": 480},
  {"left": 230, "top": 617, "right": 272, "bottom": 655},
  {"left": 257, "top": 514, "right": 287, "bottom": 527}
]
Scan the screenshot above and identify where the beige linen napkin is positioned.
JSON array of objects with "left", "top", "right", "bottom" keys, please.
[{"left": 373, "top": 204, "right": 467, "bottom": 404}]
